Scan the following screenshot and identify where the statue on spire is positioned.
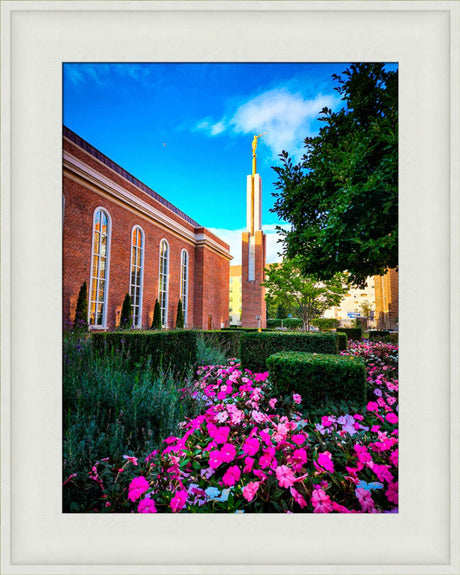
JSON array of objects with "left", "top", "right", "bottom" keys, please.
[{"left": 252, "top": 133, "right": 266, "bottom": 157}]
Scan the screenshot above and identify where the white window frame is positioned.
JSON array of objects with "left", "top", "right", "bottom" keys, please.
[
  {"left": 180, "top": 248, "right": 189, "bottom": 327},
  {"left": 88, "top": 207, "right": 111, "bottom": 329},
  {"left": 158, "top": 238, "right": 170, "bottom": 328},
  {"left": 129, "top": 225, "right": 145, "bottom": 328}
]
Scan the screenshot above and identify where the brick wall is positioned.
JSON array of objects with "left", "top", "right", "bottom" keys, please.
[
  {"left": 374, "top": 269, "right": 399, "bottom": 329},
  {"left": 63, "top": 131, "right": 230, "bottom": 331}
]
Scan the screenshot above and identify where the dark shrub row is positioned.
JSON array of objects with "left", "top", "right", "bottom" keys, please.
[
  {"left": 337, "top": 327, "right": 363, "bottom": 340},
  {"left": 240, "top": 331, "right": 339, "bottom": 373},
  {"left": 267, "top": 351, "right": 367, "bottom": 409},
  {"left": 336, "top": 332, "right": 348, "bottom": 352},
  {"left": 266, "top": 318, "right": 303, "bottom": 329}
]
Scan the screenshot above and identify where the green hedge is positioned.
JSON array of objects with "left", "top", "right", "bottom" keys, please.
[
  {"left": 337, "top": 327, "right": 363, "bottom": 340},
  {"left": 267, "top": 351, "right": 367, "bottom": 408},
  {"left": 91, "top": 330, "right": 197, "bottom": 375},
  {"left": 311, "top": 317, "right": 341, "bottom": 330},
  {"left": 198, "top": 330, "right": 242, "bottom": 358},
  {"left": 240, "top": 331, "right": 339, "bottom": 373},
  {"left": 336, "top": 332, "right": 348, "bottom": 352},
  {"left": 368, "top": 330, "right": 390, "bottom": 340},
  {"left": 266, "top": 318, "right": 303, "bottom": 329}
]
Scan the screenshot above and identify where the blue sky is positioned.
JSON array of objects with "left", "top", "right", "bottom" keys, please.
[{"left": 63, "top": 62, "right": 396, "bottom": 264}]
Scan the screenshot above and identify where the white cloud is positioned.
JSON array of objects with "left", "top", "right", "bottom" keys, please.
[
  {"left": 195, "top": 88, "right": 339, "bottom": 161},
  {"left": 208, "top": 224, "right": 289, "bottom": 266}
]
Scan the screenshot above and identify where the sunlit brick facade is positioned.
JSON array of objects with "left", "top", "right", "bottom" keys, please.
[{"left": 63, "top": 127, "right": 231, "bottom": 331}]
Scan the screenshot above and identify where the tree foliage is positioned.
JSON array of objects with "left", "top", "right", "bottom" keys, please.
[
  {"left": 263, "top": 258, "right": 349, "bottom": 331},
  {"left": 272, "top": 63, "right": 398, "bottom": 287},
  {"left": 151, "top": 299, "right": 162, "bottom": 330},
  {"left": 175, "top": 299, "right": 184, "bottom": 329}
]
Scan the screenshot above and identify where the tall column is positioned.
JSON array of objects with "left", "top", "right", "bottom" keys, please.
[{"left": 241, "top": 136, "right": 266, "bottom": 328}]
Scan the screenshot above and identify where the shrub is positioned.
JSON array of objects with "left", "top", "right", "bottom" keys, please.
[
  {"left": 175, "top": 300, "right": 184, "bottom": 329},
  {"left": 311, "top": 317, "right": 340, "bottom": 330},
  {"left": 267, "top": 351, "right": 367, "bottom": 409},
  {"left": 199, "top": 330, "right": 241, "bottom": 359},
  {"left": 368, "top": 330, "right": 390, "bottom": 340},
  {"left": 336, "top": 332, "right": 348, "bottom": 352},
  {"left": 73, "top": 282, "right": 88, "bottom": 332},
  {"left": 337, "top": 327, "right": 363, "bottom": 340},
  {"left": 240, "top": 331, "right": 338, "bottom": 373},
  {"left": 151, "top": 299, "right": 162, "bottom": 330},
  {"left": 266, "top": 318, "right": 303, "bottom": 329},
  {"left": 119, "top": 293, "right": 132, "bottom": 329},
  {"left": 92, "top": 330, "right": 197, "bottom": 375},
  {"left": 196, "top": 332, "right": 228, "bottom": 366}
]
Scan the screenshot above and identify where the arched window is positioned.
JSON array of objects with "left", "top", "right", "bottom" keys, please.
[
  {"left": 130, "top": 226, "right": 144, "bottom": 328},
  {"left": 89, "top": 208, "right": 111, "bottom": 327},
  {"left": 158, "top": 239, "right": 169, "bottom": 327},
  {"left": 180, "top": 249, "right": 189, "bottom": 326}
]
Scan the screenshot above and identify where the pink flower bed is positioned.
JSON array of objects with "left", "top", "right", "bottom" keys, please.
[{"left": 123, "top": 340, "right": 399, "bottom": 513}]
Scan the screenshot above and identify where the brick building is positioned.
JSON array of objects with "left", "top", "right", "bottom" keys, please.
[
  {"left": 374, "top": 269, "right": 399, "bottom": 329},
  {"left": 63, "top": 127, "right": 231, "bottom": 331}
]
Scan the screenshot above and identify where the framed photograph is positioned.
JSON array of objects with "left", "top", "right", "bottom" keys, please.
[{"left": 1, "top": 1, "right": 459, "bottom": 573}]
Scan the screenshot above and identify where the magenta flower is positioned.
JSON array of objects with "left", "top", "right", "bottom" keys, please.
[
  {"left": 170, "top": 489, "right": 187, "bottom": 513},
  {"left": 389, "top": 449, "right": 398, "bottom": 467},
  {"left": 128, "top": 476, "right": 150, "bottom": 502},
  {"left": 292, "top": 393, "right": 302, "bottom": 404},
  {"left": 317, "top": 452, "right": 334, "bottom": 473},
  {"left": 243, "top": 456, "right": 254, "bottom": 473},
  {"left": 220, "top": 443, "right": 236, "bottom": 463},
  {"left": 242, "top": 437, "right": 260, "bottom": 456},
  {"left": 208, "top": 450, "right": 223, "bottom": 469},
  {"left": 213, "top": 426, "right": 231, "bottom": 444},
  {"left": 386, "top": 482, "right": 398, "bottom": 505},
  {"left": 367, "top": 401, "right": 379, "bottom": 412},
  {"left": 386, "top": 412, "right": 398, "bottom": 424},
  {"left": 276, "top": 465, "right": 296, "bottom": 488},
  {"left": 355, "top": 487, "right": 375, "bottom": 512},
  {"left": 222, "top": 465, "right": 241, "bottom": 486},
  {"left": 268, "top": 398, "right": 277, "bottom": 409},
  {"left": 123, "top": 454, "right": 138, "bottom": 466},
  {"left": 138, "top": 497, "right": 157, "bottom": 513},
  {"left": 242, "top": 481, "right": 259, "bottom": 502},
  {"left": 291, "top": 434, "right": 306, "bottom": 446},
  {"left": 373, "top": 464, "right": 394, "bottom": 483},
  {"left": 290, "top": 487, "right": 307, "bottom": 508},
  {"left": 311, "top": 488, "right": 333, "bottom": 513},
  {"left": 292, "top": 448, "right": 308, "bottom": 466}
]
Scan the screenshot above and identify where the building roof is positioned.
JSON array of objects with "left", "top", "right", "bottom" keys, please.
[{"left": 63, "top": 126, "right": 201, "bottom": 228}]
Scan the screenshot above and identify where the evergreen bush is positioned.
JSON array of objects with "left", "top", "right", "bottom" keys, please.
[
  {"left": 240, "top": 331, "right": 339, "bottom": 373},
  {"left": 175, "top": 300, "right": 184, "bottom": 329},
  {"left": 368, "top": 330, "right": 391, "bottom": 340},
  {"left": 151, "top": 299, "right": 162, "bottom": 330},
  {"left": 267, "top": 351, "right": 367, "bottom": 409},
  {"left": 338, "top": 327, "right": 363, "bottom": 341},
  {"left": 336, "top": 332, "right": 348, "bottom": 352},
  {"left": 120, "top": 293, "right": 132, "bottom": 329},
  {"left": 73, "top": 282, "right": 88, "bottom": 331}
]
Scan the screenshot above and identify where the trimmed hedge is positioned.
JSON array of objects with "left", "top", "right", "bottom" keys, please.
[
  {"left": 267, "top": 351, "right": 367, "bottom": 408},
  {"left": 240, "top": 331, "right": 339, "bottom": 373},
  {"left": 337, "top": 327, "right": 363, "bottom": 341},
  {"left": 311, "top": 317, "right": 340, "bottom": 330},
  {"left": 91, "top": 330, "right": 197, "bottom": 375},
  {"left": 336, "top": 332, "right": 348, "bottom": 352},
  {"left": 199, "top": 330, "right": 242, "bottom": 359},
  {"left": 368, "top": 330, "right": 390, "bottom": 340},
  {"left": 266, "top": 318, "right": 303, "bottom": 329}
]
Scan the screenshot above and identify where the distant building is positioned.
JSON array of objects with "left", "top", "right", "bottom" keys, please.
[
  {"left": 63, "top": 127, "right": 231, "bottom": 331},
  {"left": 323, "top": 277, "right": 377, "bottom": 328}
]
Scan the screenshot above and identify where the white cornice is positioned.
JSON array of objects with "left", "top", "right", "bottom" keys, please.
[{"left": 63, "top": 151, "right": 232, "bottom": 260}]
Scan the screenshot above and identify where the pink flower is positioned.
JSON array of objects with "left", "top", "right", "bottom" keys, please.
[
  {"left": 170, "top": 489, "right": 187, "bottom": 513},
  {"left": 355, "top": 487, "right": 375, "bottom": 512},
  {"left": 291, "top": 434, "right": 306, "bottom": 446},
  {"left": 373, "top": 463, "right": 394, "bottom": 483},
  {"left": 293, "top": 393, "right": 302, "bottom": 404},
  {"left": 138, "top": 497, "right": 157, "bottom": 513},
  {"left": 222, "top": 465, "right": 241, "bottom": 486},
  {"left": 367, "top": 401, "right": 379, "bottom": 412},
  {"left": 243, "top": 456, "right": 254, "bottom": 473},
  {"left": 290, "top": 487, "right": 307, "bottom": 508},
  {"left": 354, "top": 444, "right": 373, "bottom": 464},
  {"left": 128, "top": 476, "right": 150, "bottom": 502},
  {"left": 276, "top": 465, "right": 296, "bottom": 488},
  {"left": 386, "top": 412, "right": 398, "bottom": 424},
  {"left": 242, "top": 437, "right": 260, "bottom": 456},
  {"left": 242, "top": 481, "right": 260, "bottom": 502},
  {"left": 268, "top": 398, "right": 277, "bottom": 409},
  {"left": 386, "top": 482, "right": 398, "bottom": 505},
  {"left": 220, "top": 443, "right": 236, "bottom": 463},
  {"left": 123, "top": 454, "right": 138, "bottom": 466},
  {"left": 389, "top": 449, "right": 398, "bottom": 467},
  {"left": 259, "top": 429, "right": 273, "bottom": 446},
  {"left": 208, "top": 450, "right": 223, "bottom": 469},
  {"left": 317, "top": 452, "right": 334, "bottom": 473},
  {"left": 292, "top": 448, "right": 308, "bottom": 466},
  {"left": 311, "top": 488, "right": 333, "bottom": 513}
]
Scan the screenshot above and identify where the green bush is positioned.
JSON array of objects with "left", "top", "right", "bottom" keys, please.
[
  {"left": 151, "top": 299, "right": 162, "bottom": 330},
  {"left": 311, "top": 317, "right": 340, "bottom": 330},
  {"left": 92, "top": 330, "right": 197, "bottom": 375},
  {"left": 73, "top": 282, "right": 88, "bottom": 332},
  {"left": 336, "top": 332, "right": 348, "bottom": 352},
  {"left": 240, "top": 331, "right": 339, "bottom": 373},
  {"left": 119, "top": 293, "right": 132, "bottom": 329},
  {"left": 199, "top": 330, "right": 242, "bottom": 359},
  {"left": 266, "top": 318, "right": 303, "bottom": 329},
  {"left": 337, "top": 327, "right": 363, "bottom": 340},
  {"left": 267, "top": 351, "right": 367, "bottom": 409},
  {"left": 368, "top": 330, "right": 390, "bottom": 340},
  {"left": 175, "top": 300, "right": 184, "bottom": 329}
]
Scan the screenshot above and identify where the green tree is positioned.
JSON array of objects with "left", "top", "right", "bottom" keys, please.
[
  {"left": 151, "top": 299, "right": 162, "bottom": 330},
  {"left": 175, "top": 299, "right": 184, "bottom": 329},
  {"left": 272, "top": 63, "right": 398, "bottom": 287},
  {"left": 73, "top": 282, "right": 88, "bottom": 331},
  {"left": 262, "top": 257, "right": 349, "bottom": 331},
  {"left": 120, "top": 293, "right": 132, "bottom": 329},
  {"left": 358, "top": 299, "right": 374, "bottom": 330}
]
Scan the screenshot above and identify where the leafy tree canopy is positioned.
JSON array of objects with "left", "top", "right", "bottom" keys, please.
[
  {"left": 263, "top": 258, "right": 349, "bottom": 331},
  {"left": 272, "top": 63, "right": 398, "bottom": 287}
]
